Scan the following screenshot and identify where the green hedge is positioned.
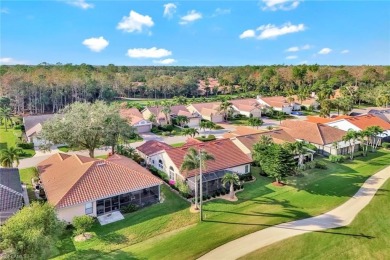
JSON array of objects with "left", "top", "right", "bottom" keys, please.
[
  {"left": 17, "top": 142, "right": 34, "bottom": 149},
  {"left": 382, "top": 143, "right": 390, "bottom": 149}
]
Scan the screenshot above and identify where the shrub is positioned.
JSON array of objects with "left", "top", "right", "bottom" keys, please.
[
  {"left": 72, "top": 215, "right": 94, "bottom": 235},
  {"left": 214, "top": 125, "right": 224, "bottom": 130},
  {"left": 17, "top": 142, "right": 34, "bottom": 149},
  {"left": 171, "top": 130, "right": 177, "bottom": 135},
  {"left": 14, "top": 125, "right": 22, "bottom": 130},
  {"left": 183, "top": 125, "right": 189, "bottom": 128},
  {"left": 161, "top": 132, "right": 169, "bottom": 136},
  {"left": 175, "top": 181, "right": 191, "bottom": 198},
  {"left": 300, "top": 106, "right": 307, "bottom": 111},
  {"left": 215, "top": 191, "right": 221, "bottom": 196},
  {"left": 329, "top": 155, "right": 345, "bottom": 163},
  {"left": 120, "top": 204, "right": 139, "bottom": 214},
  {"left": 239, "top": 173, "right": 253, "bottom": 182},
  {"left": 382, "top": 143, "right": 390, "bottom": 149},
  {"left": 314, "top": 161, "right": 327, "bottom": 169},
  {"left": 207, "top": 134, "right": 216, "bottom": 139}
]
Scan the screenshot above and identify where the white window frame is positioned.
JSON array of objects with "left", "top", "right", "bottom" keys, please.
[
  {"left": 85, "top": 202, "right": 93, "bottom": 215},
  {"left": 158, "top": 159, "right": 163, "bottom": 169},
  {"left": 169, "top": 166, "right": 175, "bottom": 180},
  {"left": 245, "top": 164, "right": 250, "bottom": 173}
]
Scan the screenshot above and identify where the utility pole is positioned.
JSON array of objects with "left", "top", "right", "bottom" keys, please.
[{"left": 199, "top": 149, "right": 203, "bottom": 221}]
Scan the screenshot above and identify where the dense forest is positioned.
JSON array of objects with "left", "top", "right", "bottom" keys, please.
[{"left": 0, "top": 64, "right": 389, "bottom": 114}]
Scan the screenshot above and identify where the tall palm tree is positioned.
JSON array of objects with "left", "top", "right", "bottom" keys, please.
[
  {"left": 222, "top": 172, "right": 240, "bottom": 199},
  {"left": 259, "top": 135, "right": 273, "bottom": 146},
  {"left": 176, "top": 115, "right": 189, "bottom": 127},
  {"left": 0, "top": 147, "right": 21, "bottom": 167},
  {"left": 289, "top": 141, "right": 306, "bottom": 167},
  {"left": 342, "top": 129, "right": 359, "bottom": 160},
  {"left": 180, "top": 148, "right": 215, "bottom": 212},
  {"left": 0, "top": 107, "right": 13, "bottom": 132},
  {"left": 357, "top": 129, "right": 370, "bottom": 156},
  {"left": 366, "top": 126, "right": 385, "bottom": 152},
  {"left": 218, "top": 101, "right": 233, "bottom": 121},
  {"left": 161, "top": 105, "right": 172, "bottom": 125},
  {"left": 182, "top": 128, "right": 199, "bottom": 138}
]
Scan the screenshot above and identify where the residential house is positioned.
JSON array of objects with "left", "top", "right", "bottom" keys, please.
[
  {"left": 0, "top": 168, "right": 24, "bottom": 224},
  {"left": 230, "top": 99, "right": 262, "bottom": 118},
  {"left": 23, "top": 114, "right": 54, "bottom": 146},
  {"left": 305, "top": 115, "right": 351, "bottom": 124},
  {"left": 326, "top": 114, "right": 390, "bottom": 142},
  {"left": 138, "top": 139, "right": 252, "bottom": 196},
  {"left": 222, "top": 126, "right": 263, "bottom": 139},
  {"left": 120, "top": 108, "right": 152, "bottom": 133},
  {"left": 187, "top": 102, "right": 224, "bottom": 123},
  {"left": 197, "top": 78, "right": 220, "bottom": 95},
  {"left": 349, "top": 107, "right": 390, "bottom": 123},
  {"left": 142, "top": 105, "right": 201, "bottom": 127},
  {"left": 136, "top": 140, "right": 173, "bottom": 169},
  {"left": 281, "top": 120, "right": 355, "bottom": 155},
  {"left": 291, "top": 95, "right": 319, "bottom": 110},
  {"left": 37, "top": 153, "right": 162, "bottom": 222},
  {"left": 256, "top": 96, "right": 294, "bottom": 114}
]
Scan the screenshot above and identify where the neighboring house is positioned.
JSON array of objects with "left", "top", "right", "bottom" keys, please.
[
  {"left": 0, "top": 168, "right": 24, "bottom": 224},
  {"left": 37, "top": 153, "right": 162, "bottom": 223},
  {"left": 197, "top": 78, "right": 220, "bottom": 95},
  {"left": 136, "top": 140, "right": 173, "bottom": 168},
  {"left": 222, "top": 126, "right": 263, "bottom": 139},
  {"left": 140, "top": 139, "right": 252, "bottom": 196},
  {"left": 291, "top": 95, "right": 319, "bottom": 110},
  {"left": 326, "top": 114, "right": 390, "bottom": 142},
  {"left": 349, "top": 107, "right": 390, "bottom": 123},
  {"left": 305, "top": 115, "right": 351, "bottom": 124},
  {"left": 187, "top": 102, "right": 224, "bottom": 123},
  {"left": 120, "top": 108, "right": 152, "bottom": 133},
  {"left": 230, "top": 99, "right": 262, "bottom": 118},
  {"left": 142, "top": 105, "right": 201, "bottom": 127},
  {"left": 23, "top": 114, "right": 54, "bottom": 146},
  {"left": 256, "top": 96, "right": 294, "bottom": 114},
  {"left": 228, "top": 129, "right": 296, "bottom": 158},
  {"left": 281, "top": 120, "right": 355, "bottom": 155}
]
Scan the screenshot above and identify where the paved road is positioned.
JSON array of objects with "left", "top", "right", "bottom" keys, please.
[{"left": 199, "top": 165, "right": 390, "bottom": 260}]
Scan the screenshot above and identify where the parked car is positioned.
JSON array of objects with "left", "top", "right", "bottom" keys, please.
[{"left": 291, "top": 111, "right": 304, "bottom": 116}]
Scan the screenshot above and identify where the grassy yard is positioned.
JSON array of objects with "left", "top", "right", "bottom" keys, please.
[
  {"left": 242, "top": 178, "right": 390, "bottom": 260},
  {"left": 171, "top": 142, "right": 185, "bottom": 148},
  {"left": 19, "top": 167, "right": 39, "bottom": 202},
  {"left": 52, "top": 150, "right": 390, "bottom": 259},
  {"left": 229, "top": 117, "right": 250, "bottom": 126},
  {"left": 0, "top": 123, "right": 35, "bottom": 158}
]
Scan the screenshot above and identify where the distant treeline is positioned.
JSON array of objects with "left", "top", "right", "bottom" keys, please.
[{"left": 0, "top": 64, "right": 389, "bottom": 114}]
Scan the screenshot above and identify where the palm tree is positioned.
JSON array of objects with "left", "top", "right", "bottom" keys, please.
[
  {"left": 148, "top": 114, "right": 157, "bottom": 125},
  {"left": 182, "top": 128, "right": 199, "bottom": 138},
  {"left": 289, "top": 141, "right": 306, "bottom": 167},
  {"left": 176, "top": 115, "right": 189, "bottom": 127},
  {"left": 0, "top": 107, "right": 13, "bottom": 132},
  {"left": 342, "top": 129, "right": 359, "bottom": 160},
  {"left": 218, "top": 101, "right": 233, "bottom": 121},
  {"left": 248, "top": 117, "right": 263, "bottom": 129},
  {"left": 161, "top": 105, "right": 172, "bottom": 125},
  {"left": 366, "top": 126, "right": 385, "bottom": 152},
  {"left": 0, "top": 147, "right": 21, "bottom": 167},
  {"left": 357, "top": 130, "right": 370, "bottom": 156},
  {"left": 180, "top": 148, "right": 215, "bottom": 212},
  {"left": 266, "top": 125, "right": 274, "bottom": 131},
  {"left": 222, "top": 172, "right": 240, "bottom": 199}
]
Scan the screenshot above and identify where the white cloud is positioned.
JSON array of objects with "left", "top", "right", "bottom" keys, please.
[
  {"left": 341, "top": 49, "right": 350, "bottom": 54},
  {"left": 163, "top": 3, "right": 177, "bottom": 18},
  {"left": 179, "top": 10, "right": 202, "bottom": 25},
  {"left": 0, "top": 57, "right": 28, "bottom": 65},
  {"left": 1, "top": 8, "right": 9, "bottom": 14},
  {"left": 286, "top": 44, "right": 311, "bottom": 52},
  {"left": 66, "top": 0, "right": 94, "bottom": 10},
  {"left": 261, "top": 0, "right": 300, "bottom": 11},
  {"left": 212, "top": 8, "right": 231, "bottom": 17},
  {"left": 82, "top": 36, "right": 109, "bottom": 52},
  {"left": 239, "top": 29, "right": 256, "bottom": 39},
  {"left": 126, "top": 47, "right": 172, "bottom": 58},
  {"left": 286, "top": 55, "right": 298, "bottom": 59},
  {"left": 117, "top": 10, "right": 154, "bottom": 33},
  {"left": 286, "top": 46, "right": 299, "bottom": 52},
  {"left": 153, "top": 58, "right": 177, "bottom": 65},
  {"left": 257, "top": 22, "right": 306, "bottom": 39},
  {"left": 298, "top": 60, "right": 308, "bottom": 64},
  {"left": 318, "top": 48, "right": 332, "bottom": 55},
  {"left": 301, "top": 44, "right": 311, "bottom": 50}
]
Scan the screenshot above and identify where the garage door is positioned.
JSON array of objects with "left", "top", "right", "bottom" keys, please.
[{"left": 136, "top": 124, "right": 152, "bottom": 133}]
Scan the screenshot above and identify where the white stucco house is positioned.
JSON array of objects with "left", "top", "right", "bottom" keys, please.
[
  {"left": 187, "top": 102, "right": 224, "bottom": 123},
  {"left": 230, "top": 99, "right": 262, "bottom": 118},
  {"left": 256, "top": 96, "right": 294, "bottom": 114},
  {"left": 120, "top": 108, "right": 152, "bottom": 133},
  {"left": 23, "top": 114, "right": 54, "bottom": 146}
]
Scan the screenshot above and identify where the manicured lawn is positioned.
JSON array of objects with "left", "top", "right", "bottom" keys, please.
[
  {"left": 19, "top": 167, "right": 38, "bottom": 202},
  {"left": 229, "top": 117, "right": 250, "bottom": 126},
  {"left": 171, "top": 142, "right": 185, "bottom": 148},
  {"left": 52, "top": 150, "right": 390, "bottom": 259},
  {"left": 53, "top": 185, "right": 196, "bottom": 259},
  {"left": 152, "top": 126, "right": 184, "bottom": 136},
  {"left": 0, "top": 120, "right": 35, "bottom": 158},
  {"left": 94, "top": 154, "right": 108, "bottom": 159},
  {"left": 242, "top": 178, "right": 390, "bottom": 260}
]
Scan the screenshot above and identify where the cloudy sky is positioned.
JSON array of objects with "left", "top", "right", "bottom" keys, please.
[{"left": 1, "top": 0, "right": 389, "bottom": 66}]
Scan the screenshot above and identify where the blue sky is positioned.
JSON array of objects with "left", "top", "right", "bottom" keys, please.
[{"left": 1, "top": 0, "right": 389, "bottom": 66}]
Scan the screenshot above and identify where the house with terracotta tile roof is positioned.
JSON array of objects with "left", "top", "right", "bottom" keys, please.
[
  {"left": 23, "top": 114, "right": 54, "bottom": 146},
  {"left": 230, "top": 99, "right": 262, "bottom": 118},
  {"left": 222, "top": 126, "right": 263, "bottom": 139},
  {"left": 37, "top": 153, "right": 162, "bottom": 222},
  {"left": 281, "top": 120, "right": 355, "bottom": 155},
  {"left": 349, "top": 107, "right": 390, "bottom": 123},
  {"left": 256, "top": 96, "right": 294, "bottom": 114},
  {"left": 305, "top": 115, "right": 351, "bottom": 124},
  {"left": 136, "top": 140, "right": 173, "bottom": 170},
  {"left": 291, "top": 95, "right": 319, "bottom": 109},
  {"left": 187, "top": 102, "right": 224, "bottom": 123},
  {"left": 326, "top": 114, "right": 390, "bottom": 142},
  {"left": 120, "top": 108, "right": 152, "bottom": 133},
  {"left": 142, "top": 105, "right": 201, "bottom": 127}
]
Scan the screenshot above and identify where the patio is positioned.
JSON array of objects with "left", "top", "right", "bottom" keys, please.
[{"left": 97, "top": 211, "right": 125, "bottom": 225}]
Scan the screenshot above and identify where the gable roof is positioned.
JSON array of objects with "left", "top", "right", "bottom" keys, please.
[
  {"left": 0, "top": 168, "right": 22, "bottom": 194},
  {"left": 146, "top": 105, "right": 197, "bottom": 118},
  {"left": 290, "top": 95, "right": 318, "bottom": 106},
  {"left": 235, "top": 129, "right": 296, "bottom": 151},
  {"left": 23, "top": 114, "right": 54, "bottom": 137},
  {"left": 38, "top": 153, "right": 161, "bottom": 208},
  {"left": 306, "top": 115, "right": 351, "bottom": 124},
  {"left": 189, "top": 102, "right": 222, "bottom": 114},
  {"left": 231, "top": 99, "right": 260, "bottom": 112},
  {"left": 165, "top": 139, "right": 252, "bottom": 178},
  {"left": 120, "top": 108, "right": 151, "bottom": 126},
  {"left": 223, "top": 126, "right": 263, "bottom": 138},
  {"left": 136, "top": 140, "right": 172, "bottom": 156},
  {"left": 257, "top": 96, "right": 290, "bottom": 108},
  {"left": 281, "top": 120, "right": 347, "bottom": 145},
  {"left": 344, "top": 114, "right": 390, "bottom": 130}
]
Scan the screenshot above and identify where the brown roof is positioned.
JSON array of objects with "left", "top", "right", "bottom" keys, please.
[
  {"left": 344, "top": 114, "right": 390, "bottom": 130},
  {"left": 185, "top": 138, "right": 203, "bottom": 145},
  {"left": 231, "top": 99, "right": 260, "bottom": 112},
  {"left": 120, "top": 108, "right": 150, "bottom": 126},
  {"left": 291, "top": 95, "right": 317, "bottom": 106},
  {"left": 165, "top": 139, "right": 252, "bottom": 178},
  {"left": 136, "top": 140, "right": 172, "bottom": 156},
  {"left": 258, "top": 96, "right": 290, "bottom": 108},
  {"left": 190, "top": 102, "right": 222, "bottom": 114},
  {"left": 306, "top": 115, "right": 351, "bottom": 124},
  {"left": 281, "top": 120, "right": 347, "bottom": 145},
  {"left": 235, "top": 129, "right": 296, "bottom": 152},
  {"left": 222, "top": 126, "right": 263, "bottom": 138},
  {"left": 146, "top": 105, "right": 195, "bottom": 117},
  {"left": 38, "top": 153, "right": 161, "bottom": 208}
]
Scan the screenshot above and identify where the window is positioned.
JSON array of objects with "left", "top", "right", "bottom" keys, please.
[
  {"left": 85, "top": 202, "right": 93, "bottom": 215},
  {"left": 158, "top": 159, "right": 163, "bottom": 169},
  {"left": 245, "top": 164, "right": 250, "bottom": 173},
  {"left": 169, "top": 166, "right": 175, "bottom": 180}
]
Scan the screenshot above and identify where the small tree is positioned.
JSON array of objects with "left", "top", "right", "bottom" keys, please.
[
  {"left": 176, "top": 115, "right": 189, "bottom": 127},
  {"left": 248, "top": 117, "right": 263, "bottom": 129},
  {"left": 0, "top": 107, "right": 13, "bottom": 131},
  {"left": 182, "top": 128, "right": 199, "bottom": 138},
  {"left": 0, "top": 147, "right": 21, "bottom": 167},
  {"left": 222, "top": 172, "right": 240, "bottom": 199},
  {"left": 72, "top": 215, "right": 95, "bottom": 237}
]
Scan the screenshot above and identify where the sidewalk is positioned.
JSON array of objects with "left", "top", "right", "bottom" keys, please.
[{"left": 199, "top": 165, "right": 390, "bottom": 260}]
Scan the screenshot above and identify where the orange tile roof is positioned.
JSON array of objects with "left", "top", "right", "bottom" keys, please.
[
  {"left": 235, "top": 129, "right": 296, "bottom": 151},
  {"left": 291, "top": 95, "right": 317, "bottom": 106},
  {"left": 258, "top": 96, "right": 290, "bottom": 108},
  {"left": 185, "top": 138, "right": 203, "bottom": 145},
  {"left": 306, "top": 115, "right": 351, "bottom": 124},
  {"left": 38, "top": 153, "right": 161, "bottom": 208},
  {"left": 231, "top": 99, "right": 260, "bottom": 112},
  {"left": 120, "top": 108, "right": 150, "bottom": 126},
  {"left": 165, "top": 139, "right": 252, "bottom": 178},
  {"left": 281, "top": 120, "right": 347, "bottom": 145},
  {"left": 222, "top": 126, "right": 263, "bottom": 138},
  {"left": 344, "top": 114, "right": 390, "bottom": 130},
  {"left": 136, "top": 140, "right": 172, "bottom": 156}
]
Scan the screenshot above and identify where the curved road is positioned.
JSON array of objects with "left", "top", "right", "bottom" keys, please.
[{"left": 199, "top": 165, "right": 390, "bottom": 260}]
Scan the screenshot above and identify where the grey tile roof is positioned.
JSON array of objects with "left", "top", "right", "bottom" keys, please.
[{"left": 23, "top": 114, "right": 54, "bottom": 135}]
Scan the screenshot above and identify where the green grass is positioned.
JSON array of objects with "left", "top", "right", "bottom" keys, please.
[
  {"left": 171, "top": 142, "right": 185, "bottom": 148},
  {"left": 242, "top": 178, "right": 390, "bottom": 260},
  {"left": 229, "top": 117, "right": 250, "bottom": 126},
  {"left": 52, "top": 151, "right": 390, "bottom": 259},
  {"left": 94, "top": 155, "right": 108, "bottom": 159},
  {"left": 0, "top": 119, "right": 35, "bottom": 158},
  {"left": 19, "top": 167, "right": 38, "bottom": 202}
]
